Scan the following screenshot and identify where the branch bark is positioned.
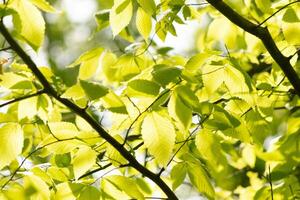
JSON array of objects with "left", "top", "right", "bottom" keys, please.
[
  {"left": 0, "top": 22, "right": 178, "bottom": 200},
  {"left": 206, "top": 0, "right": 300, "bottom": 97}
]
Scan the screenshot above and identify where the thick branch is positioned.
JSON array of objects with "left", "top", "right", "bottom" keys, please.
[
  {"left": 0, "top": 22, "right": 178, "bottom": 200},
  {"left": 206, "top": 0, "right": 300, "bottom": 97}
]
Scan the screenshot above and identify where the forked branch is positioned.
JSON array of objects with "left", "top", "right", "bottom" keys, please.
[{"left": 206, "top": 0, "right": 300, "bottom": 97}]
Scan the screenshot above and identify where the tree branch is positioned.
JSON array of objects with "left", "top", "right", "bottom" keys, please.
[
  {"left": 0, "top": 22, "right": 178, "bottom": 200},
  {"left": 206, "top": 0, "right": 300, "bottom": 97},
  {"left": 258, "top": 0, "right": 300, "bottom": 27},
  {"left": 0, "top": 90, "right": 45, "bottom": 108}
]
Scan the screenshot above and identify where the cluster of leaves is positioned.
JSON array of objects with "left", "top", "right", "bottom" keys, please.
[{"left": 0, "top": 0, "right": 300, "bottom": 199}]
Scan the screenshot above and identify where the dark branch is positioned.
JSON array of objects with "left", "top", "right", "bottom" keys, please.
[
  {"left": 0, "top": 21, "right": 178, "bottom": 200},
  {"left": 206, "top": 0, "right": 300, "bottom": 97},
  {"left": 78, "top": 163, "right": 112, "bottom": 180},
  {"left": 0, "top": 90, "right": 45, "bottom": 108}
]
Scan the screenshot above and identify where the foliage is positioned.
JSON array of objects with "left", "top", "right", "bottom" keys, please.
[{"left": 0, "top": 0, "right": 300, "bottom": 199}]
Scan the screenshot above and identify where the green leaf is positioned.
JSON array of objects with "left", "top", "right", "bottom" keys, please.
[
  {"left": 95, "top": 11, "right": 110, "bottom": 31},
  {"left": 282, "top": 22, "right": 300, "bottom": 45},
  {"left": 78, "top": 186, "right": 101, "bottom": 200},
  {"left": 282, "top": 8, "right": 300, "bottom": 23},
  {"left": 0, "top": 123, "right": 23, "bottom": 169},
  {"left": 0, "top": 72, "right": 32, "bottom": 89},
  {"left": 182, "top": 5, "right": 191, "bottom": 20},
  {"left": 24, "top": 175, "right": 50, "bottom": 199},
  {"left": 106, "top": 175, "right": 144, "bottom": 199},
  {"left": 174, "top": 85, "right": 201, "bottom": 111},
  {"left": 171, "top": 162, "right": 187, "bottom": 190},
  {"left": 102, "top": 91, "right": 127, "bottom": 114},
  {"left": 109, "top": 0, "right": 133, "bottom": 36},
  {"left": 72, "top": 147, "right": 97, "bottom": 180},
  {"left": 187, "top": 162, "right": 215, "bottom": 199},
  {"left": 206, "top": 106, "right": 240, "bottom": 130},
  {"left": 18, "top": 96, "right": 38, "bottom": 120},
  {"left": 55, "top": 64, "right": 80, "bottom": 87},
  {"left": 168, "top": 90, "right": 192, "bottom": 130},
  {"left": 54, "top": 183, "right": 85, "bottom": 200},
  {"left": 136, "top": 7, "right": 152, "bottom": 40},
  {"left": 255, "top": 0, "right": 271, "bottom": 13},
  {"left": 61, "top": 84, "right": 85, "bottom": 100},
  {"left": 185, "top": 53, "right": 210, "bottom": 72},
  {"left": 141, "top": 111, "right": 176, "bottom": 166},
  {"left": 80, "top": 80, "right": 109, "bottom": 100},
  {"left": 29, "top": 0, "right": 56, "bottom": 13},
  {"left": 242, "top": 144, "right": 256, "bottom": 167},
  {"left": 152, "top": 64, "right": 181, "bottom": 86},
  {"left": 137, "top": 0, "right": 156, "bottom": 15},
  {"left": 10, "top": 0, "right": 45, "bottom": 50},
  {"left": 127, "top": 79, "right": 160, "bottom": 96},
  {"left": 72, "top": 48, "right": 104, "bottom": 80},
  {"left": 55, "top": 153, "right": 71, "bottom": 168}
]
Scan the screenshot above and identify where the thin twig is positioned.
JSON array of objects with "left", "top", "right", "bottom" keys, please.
[
  {"left": 78, "top": 163, "right": 112, "bottom": 180},
  {"left": 258, "top": 0, "right": 300, "bottom": 27},
  {"left": 0, "top": 90, "right": 45, "bottom": 108},
  {"left": 135, "top": 27, "right": 160, "bottom": 57},
  {"left": 126, "top": 95, "right": 141, "bottom": 114},
  {"left": 289, "top": 48, "right": 300, "bottom": 60},
  {"left": 0, "top": 46, "right": 11, "bottom": 51}
]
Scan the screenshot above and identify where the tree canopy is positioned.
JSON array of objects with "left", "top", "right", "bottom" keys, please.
[{"left": 0, "top": 0, "right": 300, "bottom": 199}]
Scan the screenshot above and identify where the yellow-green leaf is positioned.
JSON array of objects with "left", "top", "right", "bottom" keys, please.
[
  {"left": 136, "top": 7, "right": 152, "bottom": 40},
  {"left": 80, "top": 80, "right": 109, "bottom": 100},
  {"left": 136, "top": 0, "right": 156, "bottom": 15},
  {"left": 171, "top": 162, "right": 187, "bottom": 190},
  {"left": 168, "top": 91, "right": 192, "bottom": 130},
  {"left": 72, "top": 147, "right": 97, "bottom": 180},
  {"left": 24, "top": 175, "right": 50, "bottom": 200},
  {"left": 10, "top": 0, "right": 45, "bottom": 50},
  {"left": 109, "top": 0, "right": 133, "bottom": 36},
  {"left": 141, "top": 112, "right": 175, "bottom": 166},
  {"left": 29, "top": 0, "right": 56, "bottom": 13},
  {"left": 282, "top": 22, "right": 300, "bottom": 45},
  {"left": 18, "top": 96, "right": 38, "bottom": 120},
  {"left": 187, "top": 162, "right": 215, "bottom": 199},
  {"left": 0, "top": 123, "right": 23, "bottom": 169},
  {"left": 106, "top": 175, "right": 144, "bottom": 200}
]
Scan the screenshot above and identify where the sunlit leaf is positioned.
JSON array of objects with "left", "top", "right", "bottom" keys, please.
[
  {"left": 136, "top": 7, "right": 152, "bottom": 40},
  {"left": 10, "top": 0, "right": 45, "bottom": 50},
  {"left": 141, "top": 111, "right": 175, "bottom": 166},
  {"left": 0, "top": 123, "right": 23, "bottom": 169},
  {"left": 109, "top": 0, "right": 133, "bottom": 36}
]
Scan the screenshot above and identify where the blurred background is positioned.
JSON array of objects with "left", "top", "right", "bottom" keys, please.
[{"left": 40, "top": 0, "right": 201, "bottom": 68}]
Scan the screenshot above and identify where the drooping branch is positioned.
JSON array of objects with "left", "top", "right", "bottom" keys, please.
[
  {"left": 0, "top": 21, "right": 178, "bottom": 200},
  {"left": 206, "top": 0, "right": 300, "bottom": 97}
]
